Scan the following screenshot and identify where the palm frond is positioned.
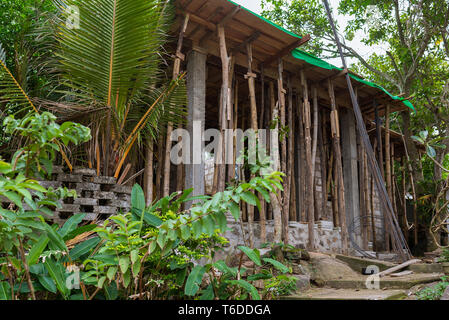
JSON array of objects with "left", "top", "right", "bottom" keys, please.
[
  {"left": 56, "top": 0, "right": 169, "bottom": 113},
  {"left": 0, "top": 42, "right": 38, "bottom": 114}
]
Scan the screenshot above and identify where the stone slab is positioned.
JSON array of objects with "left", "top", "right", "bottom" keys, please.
[{"left": 283, "top": 288, "right": 406, "bottom": 300}]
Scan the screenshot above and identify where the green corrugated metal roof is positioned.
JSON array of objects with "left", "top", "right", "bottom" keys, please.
[{"left": 227, "top": 0, "right": 415, "bottom": 112}]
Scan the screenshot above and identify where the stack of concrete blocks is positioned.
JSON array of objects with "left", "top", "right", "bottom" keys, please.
[{"left": 37, "top": 166, "right": 131, "bottom": 224}]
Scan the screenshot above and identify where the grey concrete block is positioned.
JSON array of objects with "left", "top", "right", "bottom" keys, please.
[
  {"left": 74, "top": 198, "right": 99, "bottom": 206},
  {"left": 76, "top": 182, "right": 101, "bottom": 191},
  {"left": 57, "top": 173, "right": 83, "bottom": 183},
  {"left": 73, "top": 167, "right": 97, "bottom": 176},
  {"left": 94, "top": 206, "right": 118, "bottom": 214},
  {"left": 38, "top": 181, "right": 62, "bottom": 189},
  {"left": 93, "top": 191, "right": 116, "bottom": 200},
  {"left": 111, "top": 185, "right": 133, "bottom": 194},
  {"left": 57, "top": 204, "right": 80, "bottom": 212},
  {"left": 92, "top": 176, "right": 117, "bottom": 185}
]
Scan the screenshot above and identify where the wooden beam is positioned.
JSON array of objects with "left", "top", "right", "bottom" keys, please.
[
  {"left": 200, "top": 6, "right": 241, "bottom": 46},
  {"left": 231, "top": 31, "right": 261, "bottom": 56},
  {"left": 261, "top": 35, "right": 311, "bottom": 67}
]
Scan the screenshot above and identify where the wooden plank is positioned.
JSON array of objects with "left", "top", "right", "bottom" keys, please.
[
  {"left": 377, "top": 259, "right": 421, "bottom": 278},
  {"left": 390, "top": 270, "right": 413, "bottom": 277}
]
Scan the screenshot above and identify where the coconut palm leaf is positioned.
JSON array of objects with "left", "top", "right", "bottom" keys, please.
[
  {"left": 56, "top": 0, "right": 167, "bottom": 112},
  {"left": 0, "top": 42, "right": 38, "bottom": 114},
  {"left": 54, "top": 0, "right": 186, "bottom": 176}
]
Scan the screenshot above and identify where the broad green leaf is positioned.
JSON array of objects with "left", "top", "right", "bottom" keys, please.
[
  {"left": 228, "top": 201, "right": 240, "bottom": 221},
  {"left": 58, "top": 213, "right": 86, "bottom": 237},
  {"left": 131, "top": 184, "right": 145, "bottom": 212},
  {"left": 0, "top": 282, "right": 11, "bottom": 300},
  {"left": 201, "top": 215, "right": 215, "bottom": 235},
  {"left": 247, "top": 273, "right": 272, "bottom": 281},
  {"left": 3, "top": 191, "right": 22, "bottom": 208},
  {"left": 175, "top": 268, "right": 187, "bottom": 286},
  {"left": 107, "top": 267, "right": 117, "bottom": 281},
  {"left": 130, "top": 250, "right": 139, "bottom": 264},
  {"left": 123, "top": 270, "right": 131, "bottom": 288},
  {"left": 27, "top": 234, "right": 49, "bottom": 265},
  {"left": 213, "top": 260, "right": 237, "bottom": 277},
  {"left": 44, "top": 224, "right": 68, "bottom": 253},
  {"left": 238, "top": 246, "right": 261, "bottom": 266},
  {"left": 119, "top": 257, "right": 130, "bottom": 274},
  {"left": 240, "top": 191, "right": 261, "bottom": 211},
  {"left": 98, "top": 276, "right": 107, "bottom": 289},
  {"left": 132, "top": 259, "right": 141, "bottom": 277},
  {"left": 262, "top": 258, "right": 290, "bottom": 273},
  {"left": 37, "top": 275, "right": 57, "bottom": 294},
  {"left": 69, "top": 237, "right": 100, "bottom": 260},
  {"left": 104, "top": 282, "right": 119, "bottom": 300},
  {"left": 44, "top": 259, "right": 69, "bottom": 299},
  {"left": 228, "top": 280, "right": 260, "bottom": 300},
  {"left": 199, "top": 284, "right": 214, "bottom": 300},
  {"left": 184, "top": 265, "right": 206, "bottom": 296}
]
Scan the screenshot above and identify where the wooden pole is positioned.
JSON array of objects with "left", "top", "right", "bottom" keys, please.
[
  {"left": 163, "top": 14, "right": 190, "bottom": 197},
  {"left": 245, "top": 43, "right": 263, "bottom": 244},
  {"left": 358, "top": 134, "right": 368, "bottom": 250},
  {"left": 283, "top": 75, "right": 294, "bottom": 242},
  {"left": 144, "top": 140, "right": 154, "bottom": 206},
  {"left": 371, "top": 138, "right": 378, "bottom": 251},
  {"left": 217, "top": 25, "right": 230, "bottom": 194},
  {"left": 301, "top": 71, "right": 315, "bottom": 249},
  {"left": 328, "top": 79, "right": 348, "bottom": 253},
  {"left": 319, "top": 110, "right": 328, "bottom": 221},
  {"left": 270, "top": 80, "right": 283, "bottom": 243},
  {"left": 277, "top": 60, "right": 288, "bottom": 243},
  {"left": 298, "top": 96, "right": 306, "bottom": 222}
]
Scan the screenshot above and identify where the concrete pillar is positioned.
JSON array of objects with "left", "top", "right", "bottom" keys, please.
[
  {"left": 185, "top": 49, "right": 207, "bottom": 208},
  {"left": 340, "top": 108, "right": 362, "bottom": 247}
]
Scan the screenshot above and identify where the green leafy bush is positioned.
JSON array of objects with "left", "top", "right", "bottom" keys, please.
[{"left": 416, "top": 277, "right": 449, "bottom": 300}]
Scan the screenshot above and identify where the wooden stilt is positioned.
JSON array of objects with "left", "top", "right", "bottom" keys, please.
[
  {"left": 277, "top": 60, "right": 289, "bottom": 244},
  {"left": 144, "top": 140, "right": 154, "bottom": 206},
  {"left": 298, "top": 96, "right": 306, "bottom": 222},
  {"left": 217, "top": 25, "right": 230, "bottom": 194},
  {"left": 358, "top": 133, "right": 368, "bottom": 250},
  {"left": 319, "top": 110, "right": 328, "bottom": 221},
  {"left": 301, "top": 71, "right": 314, "bottom": 250},
  {"left": 328, "top": 79, "right": 348, "bottom": 253},
  {"left": 385, "top": 104, "right": 392, "bottom": 251},
  {"left": 282, "top": 75, "right": 294, "bottom": 244},
  {"left": 163, "top": 14, "right": 190, "bottom": 197},
  {"left": 270, "top": 80, "right": 283, "bottom": 243}
]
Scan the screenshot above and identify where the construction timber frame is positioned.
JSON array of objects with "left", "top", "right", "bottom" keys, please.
[{"left": 154, "top": 0, "right": 415, "bottom": 258}]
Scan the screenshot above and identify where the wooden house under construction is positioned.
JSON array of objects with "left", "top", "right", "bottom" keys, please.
[{"left": 154, "top": 0, "right": 417, "bottom": 257}]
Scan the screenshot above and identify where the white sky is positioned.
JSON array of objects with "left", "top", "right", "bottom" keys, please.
[{"left": 232, "top": 0, "right": 386, "bottom": 68}]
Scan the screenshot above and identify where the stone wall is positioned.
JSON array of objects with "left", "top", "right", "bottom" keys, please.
[{"left": 225, "top": 217, "right": 342, "bottom": 253}]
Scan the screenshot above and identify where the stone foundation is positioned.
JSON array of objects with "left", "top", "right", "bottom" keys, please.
[{"left": 225, "top": 218, "right": 342, "bottom": 253}]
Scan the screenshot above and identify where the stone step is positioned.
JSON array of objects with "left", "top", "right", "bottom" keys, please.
[
  {"left": 325, "top": 273, "right": 444, "bottom": 290},
  {"left": 408, "top": 263, "right": 443, "bottom": 274},
  {"left": 283, "top": 288, "right": 407, "bottom": 300},
  {"left": 335, "top": 254, "right": 396, "bottom": 273}
]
